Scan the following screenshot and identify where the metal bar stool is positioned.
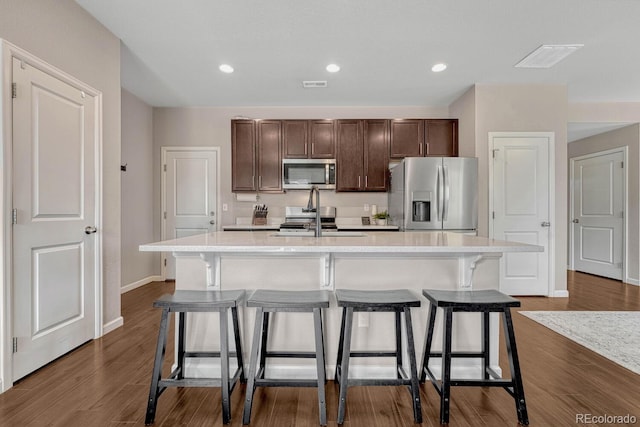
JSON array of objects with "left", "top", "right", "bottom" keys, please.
[
  {"left": 420, "top": 289, "right": 528, "bottom": 425},
  {"left": 242, "top": 289, "right": 330, "bottom": 425},
  {"left": 145, "top": 290, "right": 246, "bottom": 425},
  {"left": 334, "top": 289, "right": 422, "bottom": 424}
]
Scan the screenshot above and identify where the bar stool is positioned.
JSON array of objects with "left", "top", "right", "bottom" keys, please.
[
  {"left": 334, "top": 289, "right": 422, "bottom": 424},
  {"left": 145, "top": 290, "right": 245, "bottom": 425},
  {"left": 242, "top": 289, "right": 330, "bottom": 425},
  {"left": 420, "top": 289, "right": 528, "bottom": 425}
]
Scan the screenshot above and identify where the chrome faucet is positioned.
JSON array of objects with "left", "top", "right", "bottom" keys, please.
[{"left": 304, "top": 185, "right": 322, "bottom": 237}]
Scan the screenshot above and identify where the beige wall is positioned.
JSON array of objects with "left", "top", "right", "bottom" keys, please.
[
  {"left": 152, "top": 106, "right": 450, "bottom": 228},
  {"left": 568, "top": 124, "right": 640, "bottom": 283},
  {"left": 0, "top": 0, "right": 122, "bottom": 343},
  {"left": 121, "top": 89, "right": 159, "bottom": 287},
  {"left": 449, "top": 86, "right": 476, "bottom": 158}
]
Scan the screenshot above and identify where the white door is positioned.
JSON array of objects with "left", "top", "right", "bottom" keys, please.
[
  {"left": 12, "top": 58, "right": 98, "bottom": 379},
  {"left": 491, "top": 134, "right": 551, "bottom": 295},
  {"left": 162, "top": 148, "right": 218, "bottom": 279},
  {"left": 571, "top": 150, "right": 624, "bottom": 280}
]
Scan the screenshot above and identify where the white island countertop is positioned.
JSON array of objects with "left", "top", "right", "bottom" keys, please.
[{"left": 140, "top": 230, "right": 542, "bottom": 255}]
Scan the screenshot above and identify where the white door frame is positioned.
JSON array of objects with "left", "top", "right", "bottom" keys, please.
[
  {"left": 0, "top": 40, "right": 103, "bottom": 392},
  {"left": 488, "top": 131, "right": 555, "bottom": 297},
  {"left": 160, "top": 146, "right": 220, "bottom": 279},
  {"left": 569, "top": 147, "right": 628, "bottom": 282}
]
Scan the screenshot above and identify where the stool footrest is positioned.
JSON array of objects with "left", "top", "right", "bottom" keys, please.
[
  {"left": 349, "top": 351, "right": 397, "bottom": 358},
  {"left": 160, "top": 378, "right": 223, "bottom": 388},
  {"left": 184, "top": 351, "right": 241, "bottom": 358},
  {"left": 265, "top": 351, "right": 317, "bottom": 359},
  {"left": 428, "top": 351, "right": 486, "bottom": 359},
  {"left": 254, "top": 378, "right": 320, "bottom": 387}
]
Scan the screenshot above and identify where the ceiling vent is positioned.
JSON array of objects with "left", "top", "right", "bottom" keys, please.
[
  {"left": 302, "top": 81, "right": 328, "bottom": 88},
  {"left": 515, "top": 44, "right": 584, "bottom": 68}
]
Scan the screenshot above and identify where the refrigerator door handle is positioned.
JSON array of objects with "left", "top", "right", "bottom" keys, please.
[
  {"left": 436, "top": 165, "right": 443, "bottom": 222},
  {"left": 443, "top": 165, "right": 450, "bottom": 221}
]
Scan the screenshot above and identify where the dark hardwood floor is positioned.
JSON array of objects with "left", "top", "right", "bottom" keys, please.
[{"left": 1, "top": 272, "right": 639, "bottom": 426}]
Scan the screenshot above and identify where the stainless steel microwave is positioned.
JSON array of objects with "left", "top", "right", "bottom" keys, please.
[{"left": 282, "top": 159, "right": 336, "bottom": 190}]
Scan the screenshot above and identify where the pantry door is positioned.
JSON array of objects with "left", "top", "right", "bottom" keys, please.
[
  {"left": 490, "top": 132, "right": 553, "bottom": 296},
  {"left": 11, "top": 55, "right": 101, "bottom": 380},
  {"left": 162, "top": 147, "right": 219, "bottom": 279}
]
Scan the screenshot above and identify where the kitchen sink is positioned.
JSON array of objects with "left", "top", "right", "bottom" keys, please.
[{"left": 270, "top": 231, "right": 366, "bottom": 237}]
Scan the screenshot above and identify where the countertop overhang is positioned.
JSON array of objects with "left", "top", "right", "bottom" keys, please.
[{"left": 140, "top": 231, "right": 543, "bottom": 255}]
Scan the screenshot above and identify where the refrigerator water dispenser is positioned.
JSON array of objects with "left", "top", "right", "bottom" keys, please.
[{"left": 411, "top": 192, "right": 431, "bottom": 222}]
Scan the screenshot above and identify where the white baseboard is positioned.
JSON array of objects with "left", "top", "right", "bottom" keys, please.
[
  {"left": 625, "top": 277, "right": 639, "bottom": 286},
  {"left": 552, "top": 290, "right": 569, "bottom": 298},
  {"left": 103, "top": 316, "right": 124, "bottom": 334},
  {"left": 121, "top": 275, "right": 163, "bottom": 294}
]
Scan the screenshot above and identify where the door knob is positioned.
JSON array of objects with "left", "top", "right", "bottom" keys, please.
[
  {"left": 84, "top": 226, "right": 97, "bottom": 234},
  {"left": 572, "top": 218, "right": 579, "bottom": 223},
  {"left": 209, "top": 220, "right": 215, "bottom": 225},
  {"left": 540, "top": 221, "right": 551, "bottom": 227}
]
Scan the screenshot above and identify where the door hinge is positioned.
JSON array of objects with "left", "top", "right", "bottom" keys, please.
[
  {"left": 492, "top": 148, "right": 499, "bottom": 159},
  {"left": 492, "top": 211, "right": 495, "bottom": 219},
  {"left": 11, "top": 82, "right": 17, "bottom": 99},
  {"left": 163, "top": 211, "right": 167, "bottom": 220},
  {"left": 12, "top": 208, "right": 17, "bottom": 225},
  {"left": 620, "top": 161, "right": 624, "bottom": 168},
  {"left": 164, "top": 258, "right": 167, "bottom": 267},
  {"left": 163, "top": 164, "right": 167, "bottom": 172},
  {"left": 12, "top": 337, "right": 17, "bottom": 353}
]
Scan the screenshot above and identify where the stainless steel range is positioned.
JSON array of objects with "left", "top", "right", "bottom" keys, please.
[{"left": 279, "top": 206, "right": 337, "bottom": 231}]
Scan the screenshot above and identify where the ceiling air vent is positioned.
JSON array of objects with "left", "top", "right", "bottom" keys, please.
[
  {"left": 515, "top": 44, "right": 584, "bottom": 68},
  {"left": 302, "top": 81, "right": 328, "bottom": 88}
]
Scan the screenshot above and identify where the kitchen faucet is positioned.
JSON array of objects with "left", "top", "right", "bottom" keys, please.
[{"left": 304, "top": 185, "right": 322, "bottom": 237}]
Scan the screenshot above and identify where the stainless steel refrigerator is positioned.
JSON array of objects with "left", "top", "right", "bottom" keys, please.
[{"left": 388, "top": 157, "right": 477, "bottom": 231}]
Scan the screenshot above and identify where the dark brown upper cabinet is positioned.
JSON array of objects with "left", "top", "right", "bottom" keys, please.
[
  {"left": 308, "top": 120, "right": 336, "bottom": 158},
  {"left": 389, "top": 119, "right": 425, "bottom": 158},
  {"left": 390, "top": 119, "right": 458, "bottom": 158},
  {"left": 282, "top": 120, "right": 308, "bottom": 158},
  {"left": 231, "top": 120, "right": 257, "bottom": 191},
  {"left": 256, "top": 120, "right": 282, "bottom": 192},
  {"left": 336, "top": 120, "right": 389, "bottom": 192},
  {"left": 425, "top": 119, "right": 458, "bottom": 157},
  {"left": 231, "top": 119, "right": 283, "bottom": 192}
]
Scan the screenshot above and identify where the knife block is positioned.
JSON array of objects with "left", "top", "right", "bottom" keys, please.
[{"left": 252, "top": 208, "right": 268, "bottom": 225}]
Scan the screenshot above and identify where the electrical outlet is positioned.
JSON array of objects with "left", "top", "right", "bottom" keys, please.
[
  {"left": 364, "top": 204, "right": 370, "bottom": 212},
  {"left": 358, "top": 312, "right": 369, "bottom": 328},
  {"left": 222, "top": 203, "right": 228, "bottom": 211}
]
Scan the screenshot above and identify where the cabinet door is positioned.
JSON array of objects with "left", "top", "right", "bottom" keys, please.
[
  {"left": 283, "top": 120, "right": 308, "bottom": 158},
  {"left": 309, "top": 120, "right": 336, "bottom": 158},
  {"left": 336, "top": 120, "right": 364, "bottom": 191},
  {"left": 231, "top": 120, "right": 256, "bottom": 191},
  {"left": 363, "top": 119, "right": 389, "bottom": 191},
  {"left": 390, "top": 119, "right": 424, "bottom": 158},
  {"left": 425, "top": 119, "right": 458, "bottom": 157},
  {"left": 257, "top": 120, "right": 282, "bottom": 192}
]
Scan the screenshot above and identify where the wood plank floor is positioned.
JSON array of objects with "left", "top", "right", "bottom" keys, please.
[{"left": 1, "top": 272, "right": 639, "bottom": 426}]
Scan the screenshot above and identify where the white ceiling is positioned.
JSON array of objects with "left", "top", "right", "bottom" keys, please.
[{"left": 76, "top": 0, "right": 640, "bottom": 109}]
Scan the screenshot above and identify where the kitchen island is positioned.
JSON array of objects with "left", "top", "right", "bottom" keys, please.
[{"left": 140, "top": 231, "right": 542, "bottom": 380}]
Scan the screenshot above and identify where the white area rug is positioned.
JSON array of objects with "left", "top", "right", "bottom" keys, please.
[{"left": 519, "top": 311, "right": 640, "bottom": 375}]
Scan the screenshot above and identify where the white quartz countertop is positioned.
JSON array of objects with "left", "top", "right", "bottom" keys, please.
[{"left": 140, "top": 231, "right": 543, "bottom": 254}]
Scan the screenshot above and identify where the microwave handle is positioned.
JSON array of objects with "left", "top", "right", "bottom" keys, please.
[{"left": 326, "top": 164, "right": 330, "bottom": 182}]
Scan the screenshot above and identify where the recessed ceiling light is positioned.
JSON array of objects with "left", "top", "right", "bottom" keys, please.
[
  {"left": 326, "top": 63, "right": 340, "bottom": 73},
  {"left": 431, "top": 63, "right": 447, "bottom": 72},
  {"left": 515, "top": 44, "right": 584, "bottom": 68},
  {"left": 219, "top": 64, "right": 234, "bottom": 73}
]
